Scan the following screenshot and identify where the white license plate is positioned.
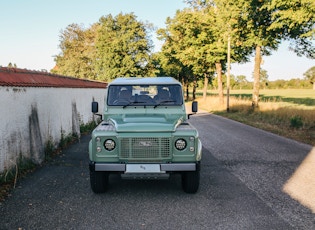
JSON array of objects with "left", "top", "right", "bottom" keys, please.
[{"left": 126, "top": 164, "right": 161, "bottom": 173}]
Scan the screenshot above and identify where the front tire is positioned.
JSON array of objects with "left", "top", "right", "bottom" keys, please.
[
  {"left": 182, "top": 171, "right": 200, "bottom": 194},
  {"left": 90, "top": 171, "right": 109, "bottom": 193}
]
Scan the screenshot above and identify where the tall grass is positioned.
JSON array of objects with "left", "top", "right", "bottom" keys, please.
[{"left": 196, "top": 90, "right": 315, "bottom": 146}]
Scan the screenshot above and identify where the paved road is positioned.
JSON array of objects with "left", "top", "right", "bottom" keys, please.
[{"left": 1, "top": 113, "right": 314, "bottom": 229}]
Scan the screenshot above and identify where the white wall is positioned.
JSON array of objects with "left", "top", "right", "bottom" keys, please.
[{"left": 0, "top": 86, "right": 106, "bottom": 172}]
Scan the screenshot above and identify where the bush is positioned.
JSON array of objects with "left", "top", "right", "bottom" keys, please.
[
  {"left": 290, "top": 116, "right": 303, "bottom": 128},
  {"left": 80, "top": 120, "right": 97, "bottom": 134}
]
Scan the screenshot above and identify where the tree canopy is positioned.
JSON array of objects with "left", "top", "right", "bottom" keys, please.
[
  {"left": 53, "top": 13, "right": 153, "bottom": 81},
  {"left": 53, "top": 23, "right": 97, "bottom": 79},
  {"left": 95, "top": 13, "right": 153, "bottom": 81},
  {"left": 52, "top": 1, "right": 315, "bottom": 101}
]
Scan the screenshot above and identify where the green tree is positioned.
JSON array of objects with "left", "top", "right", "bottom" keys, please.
[
  {"left": 53, "top": 13, "right": 153, "bottom": 81},
  {"left": 157, "top": 10, "right": 206, "bottom": 99},
  {"left": 235, "top": 75, "right": 249, "bottom": 90},
  {"left": 260, "top": 69, "right": 269, "bottom": 89},
  {"left": 236, "top": 0, "right": 281, "bottom": 107},
  {"left": 268, "top": 0, "right": 315, "bottom": 59},
  {"left": 95, "top": 13, "right": 153, "bottom": 81},
  {"left": 53, "top": 23, "right": 98, "bottom": 79},
  {"left": 248, "top": 0, "right": 315, "bottom": 106},
  {"left": 156, "top": 22, "right": 190, "bottom": 80},
  {"left": 304, "top": 66, "right": 315, "bottom": 90},
  {"left": 185, "top": 0, "right": 252, "bottom": 104},
  {"left": 210, "top": 0, "right": 252, "bottom": 105},
  {"left": 156, "top": 25, "right": 195, "bottom": 100},
  {"left": 152, "top": 48, "right": 195, "bottom": 100}
]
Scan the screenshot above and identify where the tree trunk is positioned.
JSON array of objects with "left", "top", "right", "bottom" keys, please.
[
  {"left": 252, "top": 45, "right": 262, "bottom": 108},
  {"left": 186, "top": 82, "right": 189, "bottom": 101},
  {"left": 216, "top": 62, "right": 224, "bottom": 105},
  {"left": 203, "top": 73, "right": 208, "bottom": 101}
]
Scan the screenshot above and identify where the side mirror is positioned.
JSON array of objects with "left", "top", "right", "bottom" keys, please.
[
  {"left": 92, "top": 101, "right": 102, "bottom": 121},
  {"left": 188, "top": 101, "right": 198, "bottom": 119},
  {"left": 92, "top": 101, "right": 98, "bottom": 113},
  {"left": 192, "top": 101, "right": 198, "bottom": 113}
]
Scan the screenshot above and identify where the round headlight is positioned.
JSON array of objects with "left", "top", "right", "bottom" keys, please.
[
  {"left": 175, "top": 139, "right": 186, "bottom": 151},
  {"left": 104, "top": 139, "right": 116, "bottom": 151}
]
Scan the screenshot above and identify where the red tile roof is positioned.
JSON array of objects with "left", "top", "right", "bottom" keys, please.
[{"left": 0, "top": 67, "right": 107, "bottom": 88}]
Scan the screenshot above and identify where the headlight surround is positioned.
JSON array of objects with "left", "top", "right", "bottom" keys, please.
[
  {"left": 104, "top": 139, "right": 116, "bottom": 151},
  {"left": 175, "top": 138, "right": 187, "bottom": 151}
]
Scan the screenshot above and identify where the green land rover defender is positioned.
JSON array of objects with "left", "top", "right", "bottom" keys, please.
[{"left": 89, "top": 77, "right": 202, "bottom": 193}]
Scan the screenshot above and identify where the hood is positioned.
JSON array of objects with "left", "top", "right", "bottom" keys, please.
[{"left": 109, "top": 114, "right": 184, "bottom": 132}]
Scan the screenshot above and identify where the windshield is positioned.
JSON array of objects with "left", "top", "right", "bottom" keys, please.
[{"left": 107, "top": 84, "right": 183, "bottom": 106}]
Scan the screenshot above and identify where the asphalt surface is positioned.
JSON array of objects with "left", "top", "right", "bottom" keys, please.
[{"left": 0, "top": 113, "right": 314, "bottom": 229}]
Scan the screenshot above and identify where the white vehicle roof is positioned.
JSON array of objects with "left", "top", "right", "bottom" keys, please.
[{"left": 109, "top": 77, "right": 181, "bottom": 86}]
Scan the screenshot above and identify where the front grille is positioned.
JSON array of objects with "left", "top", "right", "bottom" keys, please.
[{"left": 120, "top": 137, "right": 171, "bottom": 160}]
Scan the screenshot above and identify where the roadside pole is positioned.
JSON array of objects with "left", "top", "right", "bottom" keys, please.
[{"left": 227, "top": 36, "right": 231, "bottom": 112}]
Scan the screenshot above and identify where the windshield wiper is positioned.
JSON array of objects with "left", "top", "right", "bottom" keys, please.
[
  {"left": 154, "top": 100, "right": 176, "bottom": 108},
  {"left": 122, "top": 101, "right": 145, "bottom": 108}
]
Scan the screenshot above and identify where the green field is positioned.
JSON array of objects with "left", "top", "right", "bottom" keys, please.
[{"left": 229, "top": 89, "right": 315, "bottom": 107}]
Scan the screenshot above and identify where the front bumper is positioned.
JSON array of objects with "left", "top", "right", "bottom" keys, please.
[{"left": 89, "top": 161, "right": 200, "bottom": 173}]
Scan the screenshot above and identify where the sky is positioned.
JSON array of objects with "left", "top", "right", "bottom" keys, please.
[{"left": 0, "top": 0, "right": 314, "bottom": 81}]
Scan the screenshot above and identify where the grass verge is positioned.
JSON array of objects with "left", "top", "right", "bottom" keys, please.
[{"left": 196, "top": 94, "right": 315, "bottom": 146}]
